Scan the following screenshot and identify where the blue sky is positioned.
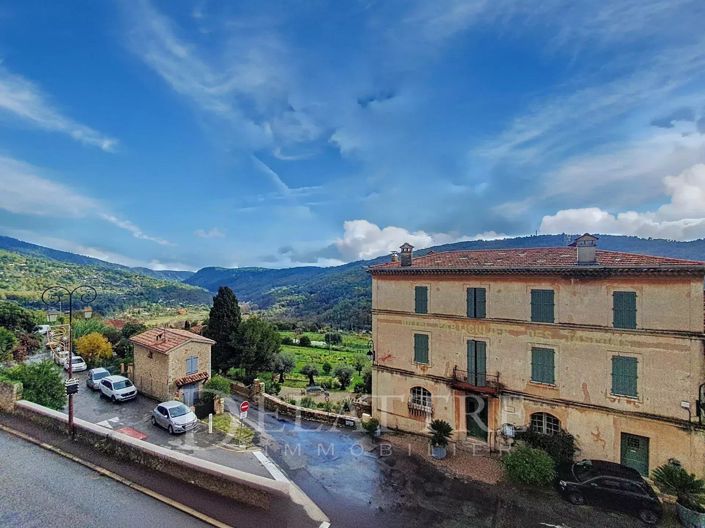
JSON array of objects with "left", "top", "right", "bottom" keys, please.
[{"left": 1, "top": 0, "right": 705, "bottom": 271}]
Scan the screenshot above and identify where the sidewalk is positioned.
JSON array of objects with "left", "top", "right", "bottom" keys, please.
[{"left": 0, "top": 411, "right": 321, "bottom": 528}]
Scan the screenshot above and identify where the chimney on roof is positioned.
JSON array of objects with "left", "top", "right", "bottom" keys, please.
[
  {"left": 570, "top": 233, "right": 599, "bottom": 265},
  {"left": 399, "top": 243, "right": 414, "bottom": 267},
  {"left": 156, "top": 329, "right": 165, "bottom": 341},
  {"left": 390, "top": 251, "right": 399, "bottom": 263}
]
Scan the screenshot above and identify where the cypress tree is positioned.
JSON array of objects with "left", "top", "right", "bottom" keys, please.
[{"left": 204, "top": 286, "right": 241, "bottom": 372}]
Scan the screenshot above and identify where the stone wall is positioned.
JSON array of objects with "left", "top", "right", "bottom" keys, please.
[
  {"left": 11, "top": 400, "right": 289, "bottom": 509},
  {"left": 261, "top": 392, "right": 361, "bottom": 428},
  {"left": 0, "top": 380, "right": 21, "bottom": 412}
]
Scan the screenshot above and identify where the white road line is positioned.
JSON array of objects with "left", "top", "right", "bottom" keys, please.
[{"left": 253, "top": 450, "right": 288, "bottom": 482}]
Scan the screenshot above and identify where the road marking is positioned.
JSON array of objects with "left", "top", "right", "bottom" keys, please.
[
  {"left": 96, "top": 417, "right": 120, "bottom": 429},
  {"left": 0, "top": 422, "right": 233, "bottom": 528},
  {"left": 253, "top": 450, "right": 288, "bottom": 482}
]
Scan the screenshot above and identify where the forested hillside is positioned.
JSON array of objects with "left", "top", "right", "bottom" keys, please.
[{"left": 0, "top": 249, "right": 210, "bottom": 314}]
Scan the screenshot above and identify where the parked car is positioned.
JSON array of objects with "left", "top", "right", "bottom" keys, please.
[
  {"left": 151, "top": 401, "right": 198, "bottom": 434},
  {"left": 558, "top": 459, "right": 663, "bottom": 524},
  {"left": 33, "top": 325, "right": 51, "bottom": 335},
  {"left": 64, "top": 355, "right": 88, "bottom": 372},
  {"left": 86, "top": 367, "right": 111, "bottom": 390},
  {"left": 99, "top": 375, "right": 137, "bottom": 403}
]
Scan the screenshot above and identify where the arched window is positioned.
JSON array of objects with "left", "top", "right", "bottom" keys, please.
[
  {"left": 408, "top": 386, "right": 432, "bottom": 415},
  {"left": 530, "top": 412, "right": 560, "bottom": 435}
]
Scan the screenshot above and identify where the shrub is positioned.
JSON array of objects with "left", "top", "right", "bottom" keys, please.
[
  {"left": 362, "top": 417, "right": 380, "bottom": 437},
  {"left": 1, "top": 361, "right": 66, "bottom": 410},
  {"left": 324, "top": 333, "right": 342, "bottom": 345},
  {"left": 288, "top": 398, "right": 297, "bottom": 405},
  {"left": 321, "top": 361, "right": 332, "bottom": 375},
  {"left": 0, "top": 327, "right": 17, "bottom": 363},
  {"left": 74, "top": 332, "right": 113, "bottom": 367},
  {"left": 515, "top": 429, "right": 577, "bottom": 465},
  {"left": 300, "top": 396, "right": 315, "bottom": 408},
  {"left": 265, "top": 381, "right": 282, "bottom": 395},
  {"left": 203, "top": 374, "right": 232, "bottom": 403},
  {"left": 503, "top": 445, "right": 557, "bottom": 486},
  {"left": 429, "top": 419, "right": 453, "bottom": 447},
  {"left": 353, "top": 382, "right": 365, "bottom": 393},
  {"left": 653, "top": 461, "right": 705, "bottom": 511},
  {"left": 298, "top": 335, "right": 312, "bottom": 347},
  {"left": 281, "top": 336, "right": 294, "bottom": 345}
]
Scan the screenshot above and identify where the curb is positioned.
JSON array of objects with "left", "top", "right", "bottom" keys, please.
[{"left": 0, "top": 422, "right": 233, "bottom": 528}]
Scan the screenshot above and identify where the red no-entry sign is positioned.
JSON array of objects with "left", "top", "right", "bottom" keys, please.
[{"left": 240, "top": 401, "right": 250, "bottom": 413}]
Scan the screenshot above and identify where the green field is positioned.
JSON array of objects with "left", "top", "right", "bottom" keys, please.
[{"left": 276, "top": 332, "right": 371, "bottom": 391}]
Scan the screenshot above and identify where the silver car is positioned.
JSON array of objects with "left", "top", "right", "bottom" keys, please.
[
  {"left": 151, "top": 401, "right": 198, "bottom": 435},
  {"left": 86, "top": 367, "right": 110, "bottom": 390}
]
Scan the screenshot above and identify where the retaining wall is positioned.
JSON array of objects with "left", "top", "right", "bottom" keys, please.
[{"left": 11, "top": 400, "right": 288, "bottom": 509}]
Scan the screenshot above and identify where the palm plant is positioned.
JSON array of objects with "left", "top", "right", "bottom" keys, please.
[
  {"left": 653, "top": 461, "right": 705, "bottom": 512},
  {"left": 429, "top": 419, "right": 453, "bottom": 447}
]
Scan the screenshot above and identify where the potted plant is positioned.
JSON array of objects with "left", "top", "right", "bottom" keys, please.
[
  {"left": 429, "top": 419, "right": 453, "bottom": 459},
  {"left": 362, "top": 417, "right": 381, "bottom": 438},
  {"left": 653, "top": 460, "right": 705, "bottom": 527}
]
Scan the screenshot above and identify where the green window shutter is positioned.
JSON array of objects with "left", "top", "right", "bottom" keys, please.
[
  {"left": 414, "top": 334, "right": 429, "bottom": 364},
  {"left": 476, "top": 288, "right": 487, "bottom": 318},
  {"left": 467, "top": 340, "right": 487, "bottom": 386},
  {"left": 612, "top": 356, "right": 638, "bottom": 397},
  {"left": 415, "top": 286, "right": 428, "bottom": 314},
  {"left": 613, "top": 291, "right": 637, "bottom": 329},
  {"left": 531, "top": 347, "right": 555, "bottom": 384},
  {"left": 466, "top": 288, "right": 476, "bottom": 317},
  {"left": 531, "top": 289, "right": 554, "bottom": 323},
  {"left": 467, "top": 288, "right": 487, "bottom": 318}
]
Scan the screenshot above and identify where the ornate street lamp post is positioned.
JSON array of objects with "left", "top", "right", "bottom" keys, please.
[{"left": 41, "top": 285, "right": 97, "bottom": 435}]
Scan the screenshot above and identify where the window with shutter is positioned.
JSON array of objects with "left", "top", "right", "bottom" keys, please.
[
  {"left": 415, "top": 286, "right": 428, "bottom": 314},
  {"left": 413, "top": 334, "right": 429, "bottom": 364},
  {"left": 612, "top": 356, "right": 638, "bottom": 397},
  {"left": 531, "top": 289, "right": 555, "bottom": 323},
  {"left": 613, "top": 291, "right": 637, "bottom": 329},
  {"left": 531, "top": 347, "right": 555, "bottom": 384},
  {"left": 467, "top": 288, "right": 487, "bottom": 318},
  {"left": 186, "top": 356, "right": 198, "bottom": 374},
  {"left": 467, "top": 340, "right": 487, "bottom": 386}
]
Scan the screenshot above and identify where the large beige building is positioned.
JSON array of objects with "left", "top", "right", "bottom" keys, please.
[
  {"left": 131, "top": 328, "right": 214, "bottom": 404},
  {"left": 369, "top": 235, "right": 705, "bottom": 476}
]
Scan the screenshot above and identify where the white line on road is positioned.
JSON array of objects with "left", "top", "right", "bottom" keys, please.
[{"left": 253, "top": 449, "right": 288, "bottom": 482}]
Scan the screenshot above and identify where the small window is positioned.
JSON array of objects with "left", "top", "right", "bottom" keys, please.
[
  {"left": 148, "top": 350, "right": 153, "bottom": 359},
  {"left": 531, "top": 347, "right": 555, "bottom": 384},
  {"left": 413, "top": 334, "right": 429, "bottom": 364},
  {"left": 186, "top": 356, "right": 198, "bottom": 374},
  {"left": 530, "top": 412, "right": 560, "bottom": 435},
  {"left": 467, "top": 288, "right": 486, "bottom": 318},
  {"left": 531, "top": 289, "right": 554, "bottom": 323},
  {"left": 414, "top": 286, "right": 428, "bottom": 314},
  {"left": 410, "top": 386, "right": 432, "bottom": 408},
  {"left": 613, "top": 291, "right": 637, "bottom": 329},
  {"left": 612, "top": 355, "right": 638, "bottom": 397}
]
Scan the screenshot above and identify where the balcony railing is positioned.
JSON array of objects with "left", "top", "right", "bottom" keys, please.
[
  {"left": 451, "top": 366, "right": 501, "bottom": 395},
  {"left": 407, "top": 400, "right": 433, "bottom": 416}
]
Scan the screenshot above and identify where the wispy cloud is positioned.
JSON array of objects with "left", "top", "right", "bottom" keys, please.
[
  {"left": 0, "top": 64, "right": 118, "bottom": 151},
  {"left": 0, "top": 154, "right": 171, "bottom": 246}
]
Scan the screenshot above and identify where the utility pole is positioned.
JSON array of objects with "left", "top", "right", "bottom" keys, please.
[{"left": 42, "top": 285, "right": 97, "bottom": 436}]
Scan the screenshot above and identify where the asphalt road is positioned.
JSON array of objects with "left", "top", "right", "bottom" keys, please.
[
  {"left": 231, "top": 395, "right": 664, "bottom": 528},
  {"left": 0, "top": 429, "right": 210, "bottom": 528}
]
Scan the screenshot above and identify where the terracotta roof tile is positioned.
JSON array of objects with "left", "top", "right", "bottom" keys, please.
[
  {"left": 370, "top": 247, "right": 705, "bottom": 274},
  {"left": 174, "top": 371, "right": 209, "bottom": 387},
  {"left": 130, "top": 327, "right": 214, "bottom": 354}
]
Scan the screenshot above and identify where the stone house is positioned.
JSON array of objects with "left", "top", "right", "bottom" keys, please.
[
  {"left": 369, "top": 235, "right": 705, "bottom": 476},
  {"left": 130, "top": 328, "right": 214, "bottom": 405}
]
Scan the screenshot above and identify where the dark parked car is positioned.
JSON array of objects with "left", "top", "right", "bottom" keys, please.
[{"left": 558, "top": 460, "right": 662, "bottom": 524}]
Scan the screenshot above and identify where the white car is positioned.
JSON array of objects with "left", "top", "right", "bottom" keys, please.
[
  {"left": 34, "top": 325, "right": 51, "bottom": 335},
  {"left": 99, "top": 375, "right": 137, "bottom": 403},
  {"left": 151, "top": 401, "right": 198, "bottom": 434},
  {"left": 64, "top": 355, "right": 87, "bottom": 372}
]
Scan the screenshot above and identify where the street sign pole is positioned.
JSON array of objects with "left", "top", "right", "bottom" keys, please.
[{"left": 239, "top": 401, "right": 249, "bottom": 445}]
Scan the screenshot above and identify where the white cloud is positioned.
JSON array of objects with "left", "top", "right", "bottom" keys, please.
[
  {"left": 333, "top": 219, "right": 504, "bottom": 261},
  {"left": 0, "top": 65, "right": 117, "bottom": 151},
  {"left": 0, "top": 155, "right": 98, "bottom": 216},
  {"left": 539, "top": 163, "right": 705, "bottom": 240},
  {"left": 0, "top": 154, "right": 172, "bottom": 246},
  {"left": 194, "top": 227, "right": 225, "bottom": 239}
]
